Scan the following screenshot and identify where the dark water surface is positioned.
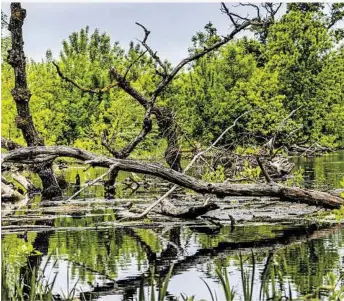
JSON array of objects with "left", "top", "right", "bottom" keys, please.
[{"left": 2, "top": 151, "right": 344, "bottom": 300}]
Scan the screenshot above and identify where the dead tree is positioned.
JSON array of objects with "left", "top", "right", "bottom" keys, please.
[
  {"left": 235, "top": 2, "right": 282, "bottom": 44},
  {"left": 6, "top": 3, "right": 61, "bottom": 199},
  {"left": 53, "top": 3, "right": 260, "bottom": 194},
  {"left": 3, "top": 146, "right": 344, "bottom": 211}
]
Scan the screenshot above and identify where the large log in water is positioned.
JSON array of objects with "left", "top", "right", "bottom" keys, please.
[{"left": 2, "top": 146, "right": 344, "bottom": 209}]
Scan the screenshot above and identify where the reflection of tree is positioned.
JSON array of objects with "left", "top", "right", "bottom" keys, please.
[
  {"left": 293, "top": 152, "right": 344, "bottom": 189},
  {"left": 3, "top": 222, "right": 344, "bottom": 300},
  {"left": 2, "top": 231, "right": 49, "bottom": 299},
  {"left": 276, "top": 237, "right": 340, "bottom": 295},
  {"left": 87, "top": 224, "right": 343, "bottom": 299},
  {"left": 48, "top": 227, "right": 149, "bottom": 283}
]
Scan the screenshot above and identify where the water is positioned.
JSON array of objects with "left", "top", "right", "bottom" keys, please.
[
  {"left": 2, "top": 151, "right": 344, "bottom": 300},
  {"left": 291, "top": 151, "right": 344, "bottom": 190}
]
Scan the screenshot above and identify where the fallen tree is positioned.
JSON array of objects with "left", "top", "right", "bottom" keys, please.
[{"left": 3, "top": 145, "right": 344, "bottom": 210}]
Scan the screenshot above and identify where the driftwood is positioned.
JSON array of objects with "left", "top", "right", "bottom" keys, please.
[
  {"left": 52, "top": 3, "right": 265, "bottom": 179},
  {"left": 289, "top": 143, "right": 331, "bottom": 156},
  {"left": 1, "top": 137, "right": 22, "bottom": 151},
  {"left": 159, "top": 200, "right": 219, "bottom": 219},
  {"left": 3, "top": 146, "right": 344, "bottom": 210},
  {"left": 213, "top": 153, "right": 294, "bottom": 180}
]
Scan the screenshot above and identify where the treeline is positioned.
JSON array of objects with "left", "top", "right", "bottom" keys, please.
[{"left": 2, "top": 3, "right": 344, "bottom": 159}]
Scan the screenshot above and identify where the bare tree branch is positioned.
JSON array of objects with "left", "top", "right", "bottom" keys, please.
[
  {"left": 120, "top": 113, "right": 152, "bottom": 158},
  {"left": 221, "top": 3, "right": 241, "bottom": 27},
  {"left": 239, "top": 3, "right": 261, "bottom": 20},
  {"left": 135, "top": 22, "right": 150, "bottom": 43},
  {"left": 109, "top": 67, "right": 150, "bottom": 108},
  {"left": 53, "top": 62, "right": 118, "bottom": 94},
  {"left": 123, "top": 49, "right": 148, "bottom": 79},
  {"left": 1, "top": 137, "right": 22, "bottom": 151},
  {"left": 119, "top": 111, "right": 251, "bottom": 221},
  {"left": 262, "top": 2, "right": 282, "bottom": 19},
  {"left": 256, "top": 157, "right": 273, "bottom": 183},
  {"left": 136, "top": 22, "right": 168, "bottom": 77},
  {"left": 52, "top": 3, "right": 260, "bottom": 174},
  {"left": 151, "top": 16, "right": 252, "bottom": 100},
  {"left": 3, "top": 145, "right": 344, "bottom": 210},
  {"left": 101, "top": 130, "right": 121, "bottom": 157},
  {"left": 66, "top": 164, "right": 117, "bottom": 201},
  {"left": 267, "top": 106, "right": 302, "bottom": 157}
]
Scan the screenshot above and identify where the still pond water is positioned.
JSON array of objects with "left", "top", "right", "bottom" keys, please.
[{"left": 2, "top": 151, "right": 344, "bottom": 300}]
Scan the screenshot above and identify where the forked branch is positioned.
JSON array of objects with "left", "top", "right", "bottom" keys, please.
[{"left": 136, "top": 22, "right": 168, "bottom": 77}]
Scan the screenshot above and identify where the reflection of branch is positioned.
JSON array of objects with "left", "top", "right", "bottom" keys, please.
[
  {"left": 148, "top": 228, "right": 184, "bottom": 257},
  {"left": 62, "top": 257, "right": 115, "bottom": 282}
]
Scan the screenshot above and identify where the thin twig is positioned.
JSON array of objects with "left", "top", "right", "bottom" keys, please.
[
  {"left": 123, "top": 50, "right": 148, "bottom": 79},
  {"left": 66, "top": 164, "right": 117, "bottom": 202},
  {"left": 53, "top": 62, "right": 118, "bottom": 94},
  {"left": 256, "top": 157, "right": 273, "bottom": 183},
  {"left": 136, "top": 22, "right": 168, "bottom": 77}
]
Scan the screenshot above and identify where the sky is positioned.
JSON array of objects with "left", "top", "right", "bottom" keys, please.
[{"left": 1, "top": 2, "right": 260, "bottom": 65}]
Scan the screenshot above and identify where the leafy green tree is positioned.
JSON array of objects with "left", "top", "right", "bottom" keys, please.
[{"left": 265, "top": 4, "right": 344, "bottom": 146}]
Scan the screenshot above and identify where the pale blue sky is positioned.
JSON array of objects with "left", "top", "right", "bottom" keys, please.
[{"left": 1, "top": 2, "right": 261, "bottom": 64}]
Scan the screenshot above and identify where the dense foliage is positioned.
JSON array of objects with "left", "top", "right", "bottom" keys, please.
[{"left": 2, "top": 3, "right": 344, "bottom": 159}]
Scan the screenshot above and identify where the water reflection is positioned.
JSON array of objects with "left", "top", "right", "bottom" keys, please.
[
  {"left": 291, "top": 150, "right": 344, "bottom": 189},
  {"left": 2, "top": 218, "right": 344, "bottom": 300},
  {"left": 2, "top": 151, "right": 344, "bottom": 300}
]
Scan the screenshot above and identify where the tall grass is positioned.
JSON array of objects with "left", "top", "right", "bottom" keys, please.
[
  {"left": 136, "top": 264, "right": 174, "bottom": 301},
  {"left": 3, "top": 251, "right": 344, "bottom": 301},
  {"left": 1, "top": 254, "right": 81, "bottom": 301}
]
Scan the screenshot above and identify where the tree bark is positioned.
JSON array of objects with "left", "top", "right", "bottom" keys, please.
[
  {"left": 154, "top": 107, "right": 182, "bottom": 172},
  {"left": 3, "top": 145, "right": 344, "bottom": 209},
  {"left": 1, "top": 137, "right": 22, "bottom": 150},
  {"left": 7, "top": 3, "right": 61, "bottom": 199}
]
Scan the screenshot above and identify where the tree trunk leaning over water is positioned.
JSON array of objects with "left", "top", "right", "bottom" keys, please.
[
  {"left": 7, "top": 3, "right": 61, "bottom": 199},
  {"left": 3, "top": 145, "right": 344, "bottom": 210}
]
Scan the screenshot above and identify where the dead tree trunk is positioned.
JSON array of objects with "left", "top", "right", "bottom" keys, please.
[
  {"left": 7, "top": 3, "right": 61, "bottom": 199},
  {"left": 3, "top": 146, "right": 344, "bottom": 210},
  {"left": 53, "top": 6, "right": 256, "bottom": 182},
  {"left": 155, "top": 107, "right": 182, "bottom": 172}
]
